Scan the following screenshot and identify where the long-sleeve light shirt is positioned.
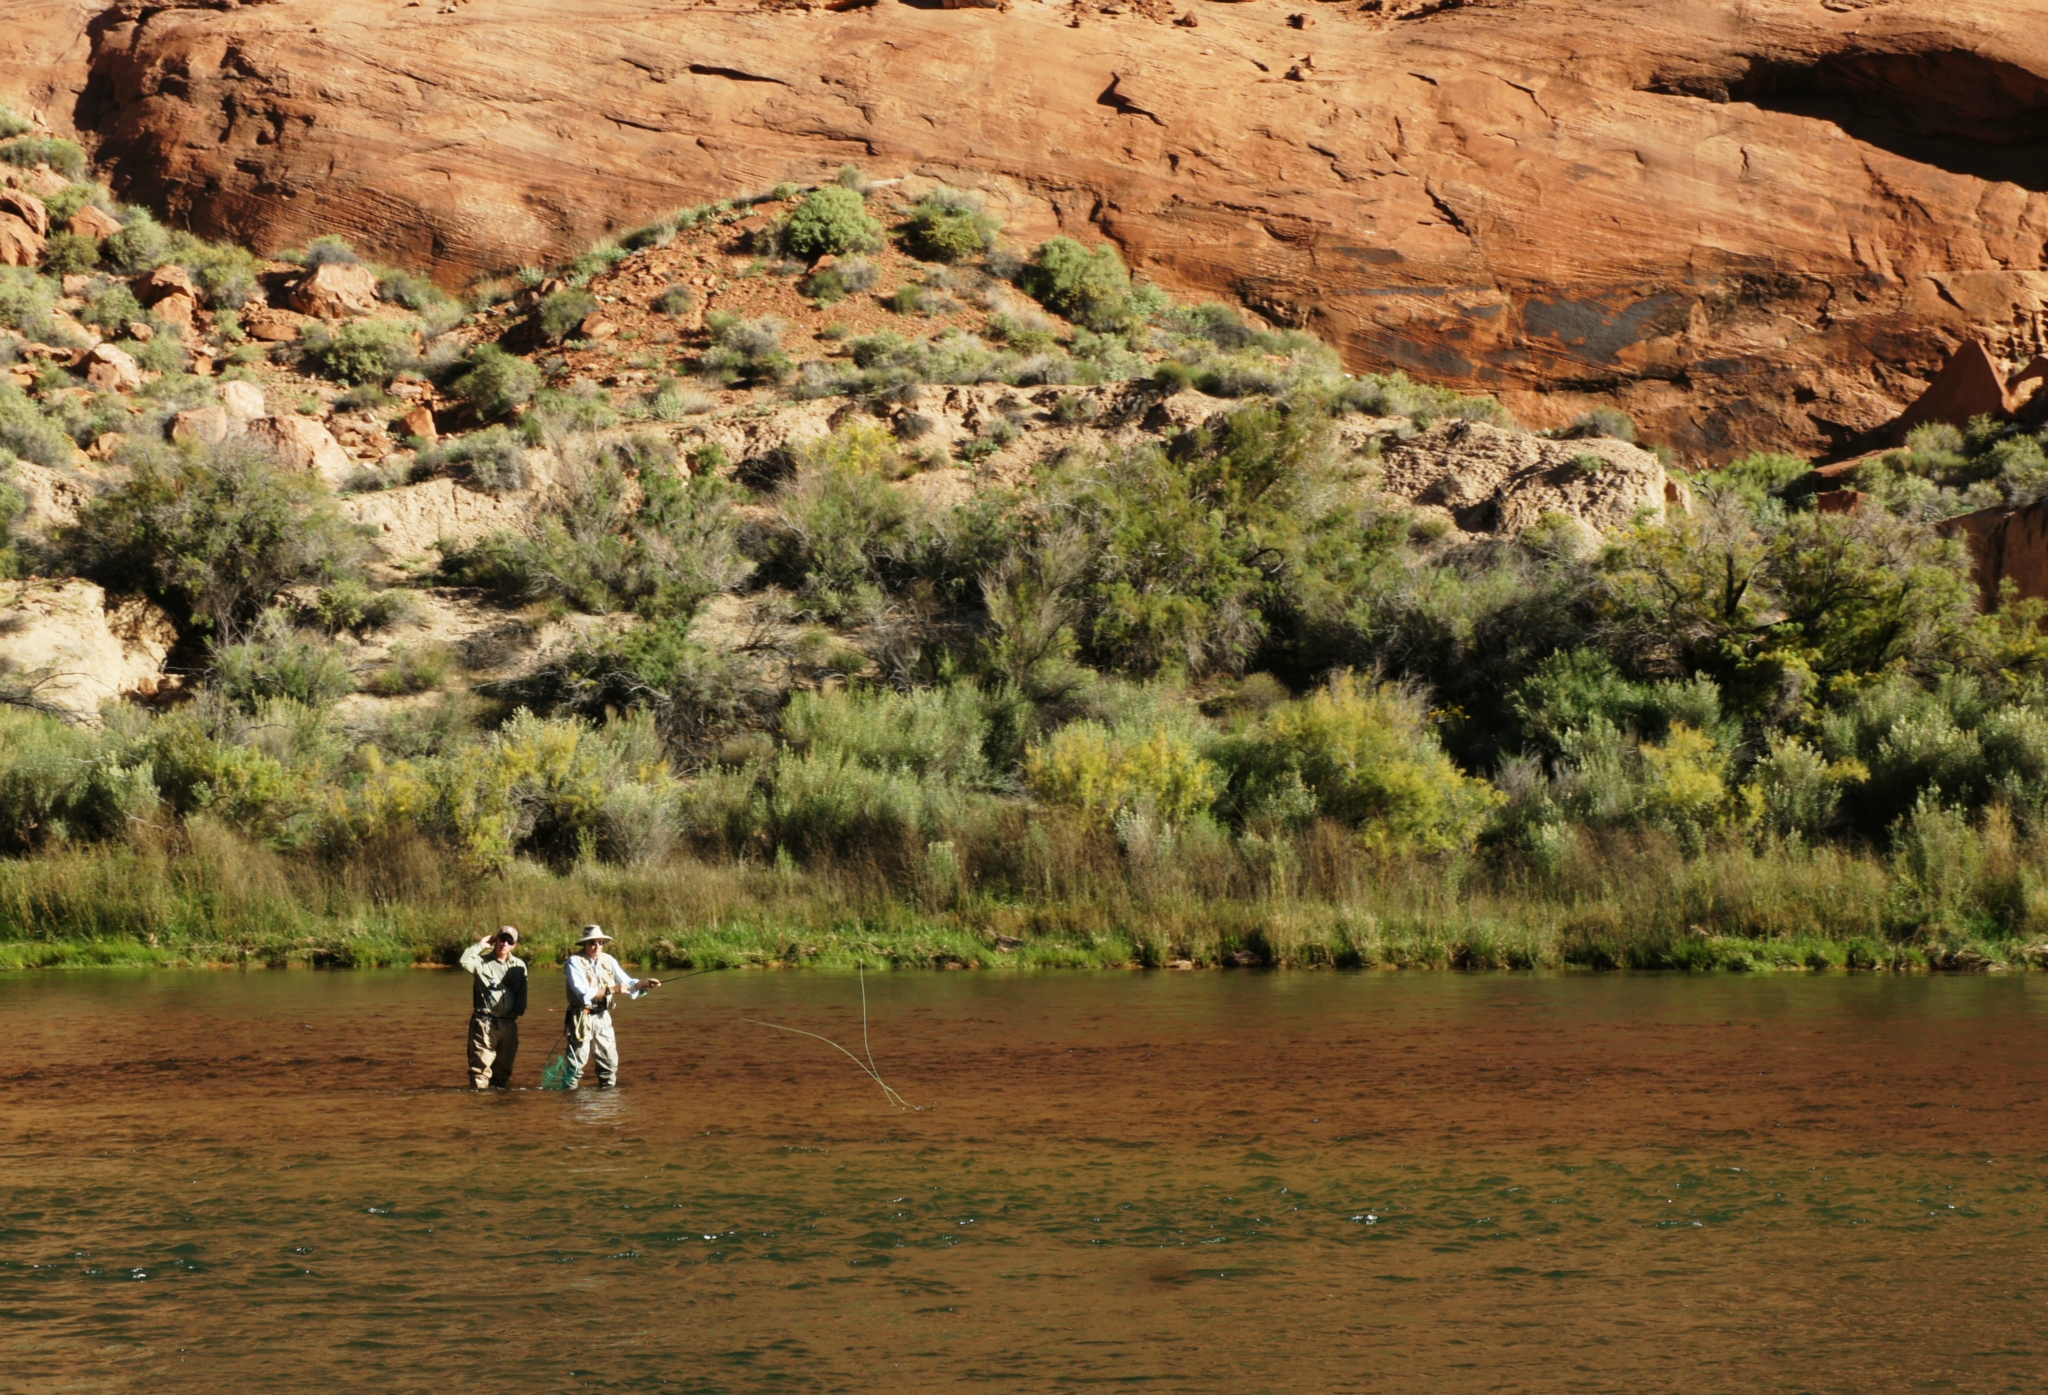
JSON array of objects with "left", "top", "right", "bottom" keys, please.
[
  {"left": 565, "top": 951, "right": 644, "bottom": 1012},
  {"left": 458, "top": 941, "right": 528, "bottom": 1019}
]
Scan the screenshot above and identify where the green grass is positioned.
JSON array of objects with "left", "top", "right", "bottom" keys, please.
[{"left": 2, "top": 829, "right": 2040, "bottom": 973}]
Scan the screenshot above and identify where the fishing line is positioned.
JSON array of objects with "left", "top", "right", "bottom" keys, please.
[{"left": 743, "top": 965, "right": 922, "bottom": 1111}]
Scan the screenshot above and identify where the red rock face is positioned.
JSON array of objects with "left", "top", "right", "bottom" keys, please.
[{"left": 6, "top": 0, "right": 2048, "bottom": 459}]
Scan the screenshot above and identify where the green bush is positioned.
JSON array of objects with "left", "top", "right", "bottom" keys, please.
[
  {"left": 536, "top": 288, "right": 598, "bottom": 342},
  {"left": 0, "top": 136, "right": 85, "bottom": 180},
  {"left": 0, "top": 383, "right": 77, "bottom": 467},
  {"left": 781, "top": 685, "right": 994, "bottom": 786},
  {"left": 1021, "top": 237, "right": 1133, "bottom": 331},
  {"left": 64, "top": 440, "right": 366, "bottom": 632},
  {"left": 40, "top": 231, "right": 98, "bottom": 275},
  {"left": 101, "top": 209, "right": 173, "bottom": 274},
  {"left": 451, "top": 344, "right": 542, "bottom": 420},
  {"left": 700, "top": 313, "right": 791, "bottom": 386},
  {"left": 761, "top": 424, "right": 915, "bottom": 620},
  {"left": 413, "top": 425, "right": 527, "bottom": 492},
  {"left": 302, "top": 318, "right": 415, "bottom": 385},
  {"left": 652, "top": 284, "right": 695, "bottom": 316},
  {"left": 311, "top": 578, "right": 413, "bottom": 634},
  {"left": 780, "top": 186, "right": 881, "bottom": 260},
  {"left": 1217, "top": 674, "right": 1500, "bottom": 848},
  {"left": 210, "top": 610, "right": 358, "bottom": 711},
  {"left": 0, "top": 266, "right": 61, "bottom": 341},
  {"left": 0, "top": 710, "right": 158, "bottom": 854},
  {"left": 1563, "top": 406, "right": 1637, "bottom": 442},
  {"left": 441, "top": 442, "right": 748, "bottom": 620},
  {"left": 902, "top": 189, "right": 999, "bottom": 263},
  {"left": 1706, "top": 452, "right": 1809, "bottom": 507}
]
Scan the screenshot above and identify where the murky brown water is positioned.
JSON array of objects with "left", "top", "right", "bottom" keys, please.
[{"left": 3, "top": 970, "right": 2045, "bottom": 1393}]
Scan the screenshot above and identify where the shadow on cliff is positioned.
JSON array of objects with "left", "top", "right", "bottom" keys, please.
[{"left": 1726, "top": 49, "right": 2048, "bottom": 194}]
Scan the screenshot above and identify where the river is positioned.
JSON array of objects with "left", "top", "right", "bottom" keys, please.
[{"left": 2, "top": 970, "right": 2043, "bottom": 1392}]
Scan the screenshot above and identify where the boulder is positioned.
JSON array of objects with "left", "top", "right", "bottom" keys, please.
[
  {"left": 241, "top": 308, "right": 308, "bottom": 342},
  {"left": 218, "top": 379, "right": 267, "bottom": 422},
  {"left": 1380, "top": 420, "right": 1682, "bottom": 537},
  {"left": 23, "top": 167, "right": 68, "bottom": 200},
  {"left": 399, "top": 404, "right": 437, "bottom": 443},
  {"left": 245, "top": 413, "right": 354, "bottom": 484},
  {"left": 0, "top": 579, "right": 179, "bottom": 722},
  {"left": 125, "top": 321, "right": 155, "bottom": 343},
  {"left": 287, "top": 261, "right": 379, "bottom": 318},
  {"left": 67, "top": 204, "right": 123, "bottom": 240},
  {"left": 0, "top": 214, "right": 45, "bottom": 267},
  {"left": 0, "top": 189, "right": 49, "bottom": 236},
  {"left": 153, "top": 292, "right": 198, "bottom": 329},
  {"left": 135, "top": 264, "right": 199, "bottom": 305},
  {"left": 79, "top": 342, "right": 143, "bottom": 393},
  {"left": 6, "top": 460, "right": 92, "bottom": 535},
  {"left": 170, "top": 405, "right": 232, "bottom": 445}
]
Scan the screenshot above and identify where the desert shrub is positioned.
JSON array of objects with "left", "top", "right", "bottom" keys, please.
[
  {"left": 800, "top": 256, "right": 877, "bottom": 305},
  {"left": 0, "top": 267, "right": 62, "bottom": 341},
  {"left": 451, "top": 344, "right": 542, "bottom": 420},
  {"left": 1596, "top": 494, "right": 1979, "bottom": 719},
  {"left": 536, "top": 288, "right": 598, "bottom": 342},
  {"left": 210, "top": 610, "right": 358, "bottom": 710},
  {"left": 300, "top": 235, "right": 360, "bottom": 267},
  {"left": 0, "top": 710, "right": 158, "bottom": 853},
  {"left": 782, "top": 685, "right": 995, "bottom": 786},
  {"left": 1218, "top": 676, "right": 1496, "bottom": 847},
  {"left": 781, "top": 186, "right": 881, "bottom": 260},
  {"left": 441, "top": 441, "right": 748, "bottom": 620},
  {"left": 700, "top": 313, "right": 791, "bottom": 386},
  {"left": 1331, "top": 371, "right": 1510, "bottom": 425},
  {"left": 1021, "top": 237, "right": 1133, "bottom": 331},
  {"left": 1027, "top": 720, "right": 1219, "bottom": 829},
  {"left": 903, "top": 188, "right": 1000, "bottom": 263},
  {"left": 1510, "top": 648, "right": 1731, "bottom": 757},
  {"left": 652, "top": 284, "right": 695, "bottom": 316},
  {"left": 519, "top": 384, "right": 619, "bottom": 442},
  {"left": 365, "top": 642, "right": 453, "bottom": 697},
  {"left": 185, "top": 241, "right": 261, "bottom": 309},
  {"left": 302, "top": 318, "right": 415, "bottom": 385},
  {"left": 41, "top": 231, "right": 98, "bottom": 275},
  {"left": 101, "top": 209, "right": 173, "bottom": 274},
  {"left": 759, "top": 424, "right": 915, "bottom": 620},
  {"left": 1706, "top": 452, "right": 1809, "bottom": 507},
  {"left": 647, "top": 378, "right": 714, "bottom": 420},
  {"left": 1563, "top": 406, "right": 1637, "bottom": 442},
  {"left": 311, "top": 578, "right": 413, "bottom": 635},
  {"left": 497, "top": 617, "right": 775, "bottom": 766},
  {"left": 64, "top": 440, "right": 365, "bottom": 632},
  {"left": 0, "top": 136, "right": 85, "bottom": 180},
  {"left": 0, "top": 383, "right": 76, "bottom": 467},
  {"left": 414, "top": 425, "right": 528, "bottom": 492}
]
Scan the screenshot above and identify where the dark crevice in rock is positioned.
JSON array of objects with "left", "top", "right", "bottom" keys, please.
[{"left": 1718, "top": 49, "right": 2048, "bottom": 193}]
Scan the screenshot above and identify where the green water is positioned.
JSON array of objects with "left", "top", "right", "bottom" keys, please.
[{"left": 2, "top": 970, "right": 2044, "bottom": 1391}]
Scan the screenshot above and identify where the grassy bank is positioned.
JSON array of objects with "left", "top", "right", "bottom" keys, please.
[{"left": 5, "top": 818, "right": 2046, "bottom": 973}]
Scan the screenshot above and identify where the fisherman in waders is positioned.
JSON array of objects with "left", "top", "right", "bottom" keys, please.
[
  {"left": 561, "top": 925, "right": 662, "bottom": 1089},
  {"left": 460, "top": 926, "right": 528, "bottom": 1089}
]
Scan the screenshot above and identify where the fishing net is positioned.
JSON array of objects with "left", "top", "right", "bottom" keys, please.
[{"left": 539, "top": 1042, "right": 576, "bottom": 1090}]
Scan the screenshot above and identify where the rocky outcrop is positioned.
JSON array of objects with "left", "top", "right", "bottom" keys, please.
[
  {"left": 9, "top": 0, "right": 2045, "bottom": 459},
  {"left": 0, "top": 578, "right": 176, "bottom": 721},
  {"left": 340, "top": 477, "right": 534, "bottom": 570},
  {"left": 1380, "top": 420, "right": 1683, "bottom": 537},
  {"left": 245, "top": 413, "right": 352, "bottom": 485},
  {"left": 1944, "top": 502, "right": 2048, "bottom": 611}
]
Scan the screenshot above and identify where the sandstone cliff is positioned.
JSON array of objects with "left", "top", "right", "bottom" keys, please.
[{"left": 3, "top": 0, "right": 2045, "bottom": 461}]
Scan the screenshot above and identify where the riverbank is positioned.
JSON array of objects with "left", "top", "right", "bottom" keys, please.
[{"left": 5, "top": 831, "right": 2045, "bottom": 973}]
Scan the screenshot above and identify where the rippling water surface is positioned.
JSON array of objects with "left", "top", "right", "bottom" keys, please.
[{"left": 4, "top": 969, "right": 2046, "bottom": 1392}]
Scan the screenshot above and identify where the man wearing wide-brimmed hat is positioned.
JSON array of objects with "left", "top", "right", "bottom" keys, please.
[
  {"left": 459, "top": 926, "right": 528, "bottom": 1089},
  {"left": 561, "top": 925, "right": 662, "bottom": 1089}
]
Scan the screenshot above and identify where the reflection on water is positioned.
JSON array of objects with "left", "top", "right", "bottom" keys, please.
[{"left": 2, "top": 970, "right": 2044, "bottom": 1392}]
